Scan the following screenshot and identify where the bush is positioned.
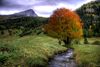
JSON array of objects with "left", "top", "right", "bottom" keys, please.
[
  {"left": 0, "top": 43, "right": 23, "bottom": 66},
  {"left": 0, "top": 43, "right": 14, "bottom": 65},
  {"left": 0, "top": 44, "right": 15, "bottom": 52},
  {"left": 1, "top": 31, "right": 4, "bottom": 35},
  {"left": 19, "top": 29, "right": 32, "bottom": 37},
  {"left": 84, "top": 38, "right": 89, "bottom": 44},
  {"left": 92, "top": 41, "right": 100, "bottom": 45},
  {"left": 0, "top": 52, "right": 8, "bottom": 65}
]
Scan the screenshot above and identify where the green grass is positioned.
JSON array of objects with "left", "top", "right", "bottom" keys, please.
[
  {"left": 0, "top": 35, "right": 66, "bottom": 67},
  {"left": 72, "top": 38, "right": 100, "bottom": 67},
  {"left": 0, "top": 34, "right": 100, "bottom": 67}
]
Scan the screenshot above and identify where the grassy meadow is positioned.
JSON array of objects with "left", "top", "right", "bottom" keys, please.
[
  {"left": 0, "top": 34, "right": 66, "bottom": 67},
  {"left": 0, "top": 34, "right": 100, "bottom": 67},
  {"left": 72, "top": 38, "right": 100, "bottom": 67}
]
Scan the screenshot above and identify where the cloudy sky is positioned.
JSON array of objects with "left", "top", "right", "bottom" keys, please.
[{"left": 0, "top": 0, "right": 96, "bottom": 17}]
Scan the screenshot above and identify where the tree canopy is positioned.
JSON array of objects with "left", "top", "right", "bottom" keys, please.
[{"left": 44, "top": 8, "right": 83, "bottom": 44}]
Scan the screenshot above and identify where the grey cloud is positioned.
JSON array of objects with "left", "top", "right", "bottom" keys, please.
[
  {"left": 0, "top": 0, "right": 7, "bottom": 6},
  {"left": 0, "top": 0, "right": 84, "bottom": 9},
  {"left": 0, "top": 0, "right": 94, "bottom": 17},
  {"left": 0, "top": 0, "right": 81, "bottom": 7}
]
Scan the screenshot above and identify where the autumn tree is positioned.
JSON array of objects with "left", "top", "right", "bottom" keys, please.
[{"left": 44, "top": 8, "right": 83, "bottom": 45}]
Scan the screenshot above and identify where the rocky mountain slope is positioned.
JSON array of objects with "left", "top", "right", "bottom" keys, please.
[{"left": 0, "top": 9, "right": 38, "bottom": 20}]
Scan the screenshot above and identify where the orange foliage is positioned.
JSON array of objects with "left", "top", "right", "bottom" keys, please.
[{"left": 44, "top": 8, "right": 83, "bottom": 40}]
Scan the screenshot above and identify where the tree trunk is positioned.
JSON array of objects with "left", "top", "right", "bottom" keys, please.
[
  {"left": 84, "top": 37, "right": 89, "bottom": 44},
  {"left": 58, "top": 40, "right": 61, "bottom": 45},
  {"left": 63, "top": 37, "right": 71, "bottom": 46}
]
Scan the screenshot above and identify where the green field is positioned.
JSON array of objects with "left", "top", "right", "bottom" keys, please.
[
  {"left": 0, "top": 35, "right": 66, "bottom": 67},
  {"left": 0, "top": 34, "right": 100, "bottom": 67},
  {"left": 73, "top": 38, "right": 100, "bottom": 67}
]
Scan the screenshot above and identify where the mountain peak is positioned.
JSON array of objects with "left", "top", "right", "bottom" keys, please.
[
  {"left": 12, "top": 9, "right": 38, "bottom": 17},
  {"left": 25, "top": 9, "right": 34, "bottom": 12}
]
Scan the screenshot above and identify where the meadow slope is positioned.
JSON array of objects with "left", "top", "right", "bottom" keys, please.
[{"left": 0, "top": 35, "right": 66, "bottom": 67}]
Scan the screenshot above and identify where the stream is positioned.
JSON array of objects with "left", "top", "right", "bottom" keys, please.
[{"left": 48, "top": 48, "right": 77, "bottom": 67}]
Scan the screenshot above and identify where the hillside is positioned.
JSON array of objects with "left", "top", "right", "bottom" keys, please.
[
  {"left": 0, "top": 17, "right": 48, "bottom": 37},
  {"left": 76, "top": 1, "right": 100, "bottom": 36}
]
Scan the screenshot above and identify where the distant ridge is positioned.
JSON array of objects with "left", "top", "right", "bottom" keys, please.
[
  {"left": 11, "top": 9, "right": 38, "bottom": 17},
  {"left": 0, "top": 9, "right": 38, "bottom": 20}
]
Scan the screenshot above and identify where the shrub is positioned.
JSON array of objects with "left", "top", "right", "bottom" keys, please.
[
  {"left": 0, "top": 43, "right": 23, "bottom": 66},
  {"left": 92, "top": 41, "right": 100, "bottom": 45}
]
